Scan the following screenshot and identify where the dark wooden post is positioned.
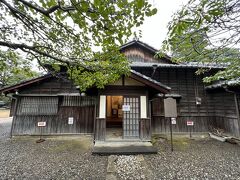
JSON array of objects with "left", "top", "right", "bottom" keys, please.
[
  {"left": 10, "top": 97, "right": 19, "bottom": 138},
  {"left": 234, "top": 93, "right": 240, "bottom": 137},
  {"left": 93, "top": 101, "right": 97, "bottom": 142},
  {"left": 169, "top": 117, "right": 173, "bottom": 152}
]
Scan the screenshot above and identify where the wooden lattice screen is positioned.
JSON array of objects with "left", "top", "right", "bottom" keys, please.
[
  {"left": 123, "top": 97, "right": 140, "bottom": 139},
  {"left": 61, "top": 96, "right": 96, "bottom": 107},
  {"left": 17, "top": 97, "right": 58, "bottom": 115}
]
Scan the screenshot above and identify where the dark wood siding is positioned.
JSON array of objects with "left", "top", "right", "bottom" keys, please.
[
  {"left": 122, "top": 45, "right": 170, "bottom": 64},
  {"left": 152, "top": 116, "right": 215, "bottom": 133},
  {"left": 237, "top": 94, "right": 240, "bottom": 115},
  {"left": 19, "top": 77, "right": 79, "bottom": 95},
  {"left": 9, "top": 67, "right": 240, "bottom": 137},
  {"left": 134, "top": 67, "right": 239, "bottom": 137},
  {"left": 11, "top": 96, "right": 96, "bottom": 135},
  {"left": 95, "top": 118, "right": 105, "bottom": 141},
  {"left": 140, "top": 118, "right": 151, "bottom": 140},
  {"left": 10, "top": 99, "right": 16, "bottom": 117}
]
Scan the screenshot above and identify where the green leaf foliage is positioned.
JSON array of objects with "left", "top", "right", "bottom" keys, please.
[
  {"left": 162, "top": 0, "right": 240, "bottom": 84},
  {"left": 0, "top": 49, "right": 39, "bottom": 87},
  {"left": 0, "top": 0, "right": 157, "bottom": 91}
]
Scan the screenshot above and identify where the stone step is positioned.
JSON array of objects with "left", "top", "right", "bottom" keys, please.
[{"left": 92, "top": 141, "right": 157, "bottom": 155}]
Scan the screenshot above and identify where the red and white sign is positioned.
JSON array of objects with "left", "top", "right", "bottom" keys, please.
[
  {"left": 187, "top": 121, "right": 194, "bottom": 126},
  {"left": 37, "top": 121, "right": 46, "bottom": 127}
]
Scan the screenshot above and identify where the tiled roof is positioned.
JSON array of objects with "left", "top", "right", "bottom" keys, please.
[
  {"left": 130, "top": 69, "right": 171, "bottom": 91},
  {"left": 130, "top": 62, "right": 227, "bottom": 69},
  {"left": 205, "top": 78, "right": 240, "bottom": 90}
]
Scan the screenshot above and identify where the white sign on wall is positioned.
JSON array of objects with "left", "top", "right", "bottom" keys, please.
[
  {"left": 122, "top": 105, "right": 130, "bottom": 111},
  {"left": 171, "top": 117, "right": 176, "bottom": 125},
  {"left": 37, "top": 121, "right": 46, "bottom": 127},
  {"left": 68, "top": 117, "right": 74, "bottom": 125}
]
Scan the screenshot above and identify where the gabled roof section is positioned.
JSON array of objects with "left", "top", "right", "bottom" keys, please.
[
  {"left": 130, "top": 70, "right": 171, "bottom": 93},
  {"left": 0, "top": 74, "right": 52, "bottom": 94},
  {"left": 0, "top": 70, "right": 171, "bottom": 94},
  {"left": 121, "top": 40, "right": 158, "bottom": 54},
  {"left": 120, "top": 40, "right": 173, "bottom": 64}
]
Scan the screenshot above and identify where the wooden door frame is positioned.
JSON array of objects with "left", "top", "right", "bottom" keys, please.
[
  {"left": 105, "top": 95, "right": 124, "bottom": 141},
  {"left": 94, "top": 86, "right": 151, "bottom": 142}
]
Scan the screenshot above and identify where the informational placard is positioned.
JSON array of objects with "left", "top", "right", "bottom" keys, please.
[
  {"left": 122, "top": 105, "right": 130, "bottom": 112},
  {"left": 196, "top": 97, "right": 202, "bottom": 105},
  {"left": 68, "top": 117, "right": 74, "bottom": 125},
  {"left": 171, "top": 117, "right": 176, "bottom": 125},
  {"left": 37, "top": 121, "right": 46, "bottom": 127},
  {"left": 164, "top": 98, "right": 177, "bottom": 118},
  {"left": 187, "top": 121, "right": 194, "bottom": 126}
]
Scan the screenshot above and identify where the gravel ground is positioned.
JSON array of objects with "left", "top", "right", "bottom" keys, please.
[
  {"left": 114, "top": 155, "right": 146, "bottom": 180},
  {"left": 1, "top": 118, "right": 240, "bottom": 180},
  {"left": 145, "top": 135, "right": 240, "bottom": 180},
  {"left": 107, "top": 155, "right": 150, "bottom": 180},
  {"left": 0, "top": 118, "right": 108, "bottom": 180},
  {"left": 0, "top": 117, "right": 12, "bottom": 140}
]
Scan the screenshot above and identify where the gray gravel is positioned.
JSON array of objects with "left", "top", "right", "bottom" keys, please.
[
  {"left": 0, "top": 117, "right": 12, "bottom": 140},
  {"left": 0, "top": 118, "right": 107, "bottom": 180},
  {"left": 1, "top": 118, "right": 240, "bottom": 179},
  {"left": 114, "top": 155, "right": 147, "bottom": 180},
  {"left": 145, "top": 135, "right": 240, "bottom": 180}
]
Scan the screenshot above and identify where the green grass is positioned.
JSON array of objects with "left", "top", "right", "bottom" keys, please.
[
  {"left": 151, "top": 134, "right": 167, "bottom": 145},
  {"left": 152, "top": 134, "right": 191, "bottom": 151},
  {"left": 12, "top": 136, "right": 92, "bottom": 154},
  {"left": 170, "top": 137, "right": 190, "bottom": 150},
  {"left": 48, "top": 139, "right": 92, "bottom": 153}
]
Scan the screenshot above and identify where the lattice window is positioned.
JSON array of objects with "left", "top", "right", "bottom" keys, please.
[
  {"left": 61, "top": 96, "right": 96, "bottom": 107},
  {"left": 17, "top": 97, "right": 58, "bottom": 115}
]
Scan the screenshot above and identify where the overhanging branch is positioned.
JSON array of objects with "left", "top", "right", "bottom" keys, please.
[
  {"left": 0, "top": 41, "right": 69, "bottom": 64},
  {"left": 17, "top": 0, "right": 75, "bottom": 17}
]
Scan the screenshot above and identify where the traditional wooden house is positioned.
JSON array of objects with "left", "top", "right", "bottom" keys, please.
[{"left": 1, "top": 40, "right": 240, "bottom": 143}]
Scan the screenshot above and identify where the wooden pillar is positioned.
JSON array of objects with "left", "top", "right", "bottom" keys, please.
[
  {"left": 95, "top": 95, "right": 106, "bottom": 141},
  {"left": 234, "top": 93, "right": 240, "bottom": 137},
  {"left": 10, "top": 96, "right": 19, "bottom": 137}
]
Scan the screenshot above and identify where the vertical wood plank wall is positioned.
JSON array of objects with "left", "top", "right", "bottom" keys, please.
[
  {"left": 11, "top": 96, "right": 96, "bottom": 135},
  {"left": 19, "top": 77, "right": 80, "bottom": 94},
  {"left": 10, "top": 69, "right": 240, "bottom": 137},
  {"left": 135, "top": 67, "right": 239, "bottom": 137},
  {"left": 95, "top": 118, "right": 106, "bottom": 141}
]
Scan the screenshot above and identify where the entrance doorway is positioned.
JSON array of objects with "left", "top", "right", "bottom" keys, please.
[
  {"left": 123, "top": 97, "right": 140, "bottom": 139},
  {"left": 106, "top": 96, "right": 123, "bottom": 140}
]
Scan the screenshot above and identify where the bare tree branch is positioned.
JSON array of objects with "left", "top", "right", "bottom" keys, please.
[
  {"left": 17, "top": 0, "right": 75, "bottom": 16},
  {"left": 0, "top": 41, "right": 69, "bottom": 64}
]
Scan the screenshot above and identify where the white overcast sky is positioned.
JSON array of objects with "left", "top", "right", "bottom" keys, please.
[
  {"left": 138, "top": 0, "right": 189, "bottom": 50},
  {"left": 32, "top": 0, "right": 190, "bottom": 71}
]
